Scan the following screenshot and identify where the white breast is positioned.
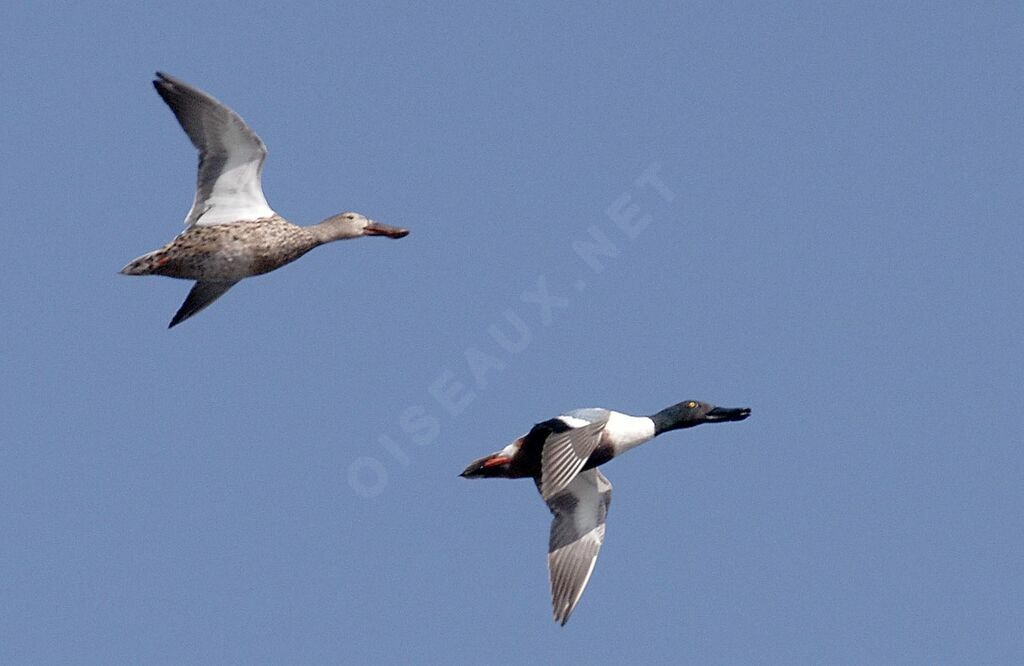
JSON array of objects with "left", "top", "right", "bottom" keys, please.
[{"left": 603, "top": 411, "right": 655, "bottom": 454}]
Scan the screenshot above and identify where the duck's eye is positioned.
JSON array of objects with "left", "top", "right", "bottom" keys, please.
[{"left": 687, "top": 401, "right": 697, "bottom": 408}]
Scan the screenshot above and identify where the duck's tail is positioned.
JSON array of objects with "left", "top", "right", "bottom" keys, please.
[{"left": 120, "top": 249, "right": 167, "bottom": 276}]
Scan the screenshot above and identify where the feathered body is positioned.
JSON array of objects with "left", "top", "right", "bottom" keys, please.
[
  {"left": 461, "top": 400, "right": 751, "bottom": 625},
  {"left": 121, "top": 216, "right": 318, "bottom": 280},
  {"left": 121, "top": 72, "right": 408, "bottom": 327}
]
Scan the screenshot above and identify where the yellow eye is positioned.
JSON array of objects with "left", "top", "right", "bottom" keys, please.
[{"left": 687, "top": 401, "right": 697, "bottom": 408}]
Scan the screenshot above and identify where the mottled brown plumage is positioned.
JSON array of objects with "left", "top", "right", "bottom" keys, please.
[
  {"left": 122, "top": 73, "right": 408, "bottom": 328},
  {"left": 123, "top": 216, "right": 318, "bottom": 281}
]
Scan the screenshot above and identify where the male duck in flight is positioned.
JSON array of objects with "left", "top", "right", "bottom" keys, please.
[
  {"left": 461, "top": 399, "right": 751, "bottom": 625},
  {"left": 121, "top": 72, "right": 409, "bottom": 328}
]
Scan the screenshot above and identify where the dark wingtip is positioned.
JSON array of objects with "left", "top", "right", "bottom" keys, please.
[
  {"left": 152, "top": 72, "right": 178, "bottom": 98},
  {"left": 168, "top": 305, "right": 189, "bottom": 328},
  {"left": 168, "top": 307, "right": 191, "bottom": 328}
]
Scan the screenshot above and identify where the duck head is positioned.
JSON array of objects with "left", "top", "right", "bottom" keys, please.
[
  {"left": 650, "top": 400, "right": 751, "bottom": 435},
  {"left": 316, "top": 212, "right": 410, "bottom": 241}
]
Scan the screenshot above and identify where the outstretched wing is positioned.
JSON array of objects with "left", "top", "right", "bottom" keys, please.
[
  {"left": 153, "top": 72, "right": 276, "bottom": 227},
  {"left": 168, "top": 281, "right": 238, "bottom": 328},
  {"left": 543, "top": 468, "right": 613, "bottom": 625}
]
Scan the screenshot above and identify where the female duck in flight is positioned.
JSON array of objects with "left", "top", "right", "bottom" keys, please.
[{"left": 122, "top": 73, "right": 408, "bottom": 327}]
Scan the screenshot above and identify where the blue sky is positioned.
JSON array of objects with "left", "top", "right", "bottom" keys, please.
[{"left": 2, "top": 2, "right": 1022, "bottom": 663}]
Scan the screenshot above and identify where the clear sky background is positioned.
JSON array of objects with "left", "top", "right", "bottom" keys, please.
[{"left": 2, "top": 2, "right": 1021, "bottom": 663}]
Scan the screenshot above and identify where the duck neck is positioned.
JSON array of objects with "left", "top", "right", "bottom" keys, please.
[
  {"left": 649, "top": 405, "right": 692, "bottom": 436},
  {"left": 308, "top": 218, "right": 363, "bottom": 244}
]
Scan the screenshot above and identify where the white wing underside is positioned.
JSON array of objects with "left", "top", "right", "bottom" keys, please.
[
  {"left": 153, "top": 72, "right": 276, "bottom": 227},
  {"left": 545, "top": 468, "right": 613, "bottom": 625},
  {"left": 188, "top": 152, "right": 275, "bottom": 227}
]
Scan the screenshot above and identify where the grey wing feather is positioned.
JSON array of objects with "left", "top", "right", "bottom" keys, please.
[
  {"left": 545, "top": 469, "right": 613, "bottom": 625},
  {"left": 539, "top": 419, "right": 607, "bottom": 501},
  {"left": 153, "top": 72, "right": 274, "bottom": 227},
  {"left": 169, "top": 280, "right": 238, "bottom": 328}
]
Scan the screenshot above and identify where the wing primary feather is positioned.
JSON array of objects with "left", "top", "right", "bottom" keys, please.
[
  {"left": 168, "top": 280, "right": 237, "bottom": 328},
  {"left": 542, "top": 469, "right": 613, "bottom": 625},
  {"left": 152, "top": 73, "right": 276, "bottom": 227}
]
